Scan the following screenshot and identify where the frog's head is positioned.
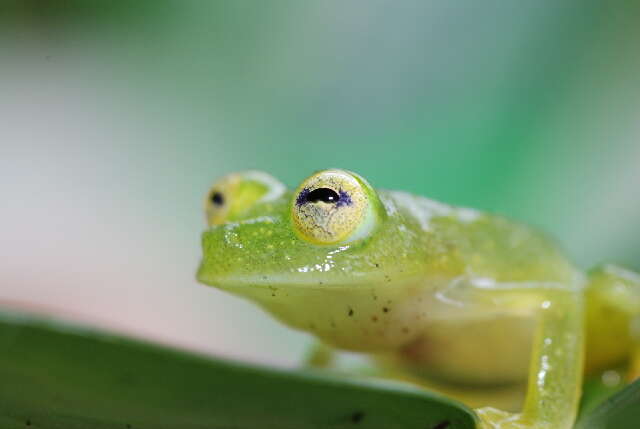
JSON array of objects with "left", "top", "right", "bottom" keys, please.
[{"left": 197, "top": 169, "right": 433, "bottom": 351}]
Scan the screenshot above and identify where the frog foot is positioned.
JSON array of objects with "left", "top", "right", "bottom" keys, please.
[{"left": 475, "top": 407, "right": 550, "bottom": 429}]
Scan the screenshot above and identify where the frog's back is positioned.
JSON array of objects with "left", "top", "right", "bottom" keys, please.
[{"left": 386, "top": 190, "right": 581, "bottom": 286}]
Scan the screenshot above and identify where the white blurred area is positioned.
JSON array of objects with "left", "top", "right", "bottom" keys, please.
[
  {"left": 0, "top": 26, "right": 310, "bottom": 366},
  {"left": 1, "top": 1, "right": 640, "bottom": 368}
]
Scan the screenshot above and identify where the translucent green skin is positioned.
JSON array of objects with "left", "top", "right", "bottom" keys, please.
[{"left": 197, "top": 173, "right": 640, "bottom": 429}]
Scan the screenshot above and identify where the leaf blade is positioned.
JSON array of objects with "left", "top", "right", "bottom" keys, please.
[{"left": 0, "top": 310, "right": 477, "bottom": 429}]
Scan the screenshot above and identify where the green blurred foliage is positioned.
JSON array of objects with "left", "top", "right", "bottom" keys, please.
[{"left": 2, "top": 0, "right": 639, "bottom": 268}]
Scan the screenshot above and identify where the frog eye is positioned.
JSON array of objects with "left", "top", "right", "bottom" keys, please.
[
  {"left": 205, "top": 171, "right": 285, "bottom": 226},
  {"left": 292, "top": 169, "right": 381, "bottom": 244}
]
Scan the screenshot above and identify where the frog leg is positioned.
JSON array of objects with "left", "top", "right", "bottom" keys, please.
[
  {"left": 584, "top": 264, "right": 640, "bottom": 381},
  {"left": 302, "top": 342, "right": 379, "bottom": 375},
  {"left": 302, "top": 341, "right": 336, "bottom": 369},
  {"left": 629, "top": 343, "right": 640, "bottom": 381},
  {"left": 475, "top": 286, "right": 584, "bottom": 429}
]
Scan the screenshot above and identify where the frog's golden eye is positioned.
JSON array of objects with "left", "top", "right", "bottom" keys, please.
[
  {"left": 205, "top": 171, "right": 284, "bottom": 226},
  {"left": 205, "top": 184, "right": 231, "bottom": 226},
  {"left": 292, "top": 169, "right": 381, "bottom": 244}
]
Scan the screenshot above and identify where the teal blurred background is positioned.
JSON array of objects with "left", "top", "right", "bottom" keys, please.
[{"left": 1, "top": 1, "right": 639, "bottom": 366}]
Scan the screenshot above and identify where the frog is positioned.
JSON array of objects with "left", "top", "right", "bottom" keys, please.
[{"left": 197, "top": 169, "right": 640, "bottom": 429}]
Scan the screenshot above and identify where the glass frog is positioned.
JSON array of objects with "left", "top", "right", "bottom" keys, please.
[{"left": 197, "top": 169, "right": 640, "bottom": 429}]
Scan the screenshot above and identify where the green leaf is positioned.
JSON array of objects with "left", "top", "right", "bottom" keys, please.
[
  {"left": 576, "top": 376, "right": 640, "bottom": 429},
  {"left": 0, "top": 310, "right": 477, "bottom": 429}
]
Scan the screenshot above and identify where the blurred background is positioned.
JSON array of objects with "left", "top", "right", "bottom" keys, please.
[{"left": 1, "top": 1, "right": 639, "bottom": 367}]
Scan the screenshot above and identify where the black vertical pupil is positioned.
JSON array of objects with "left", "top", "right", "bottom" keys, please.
[
  {"left": 307, "top": 188, "right": 340, "bottom": 204},
  {"left": 211, "top": 192, "right": 224, "bottom": 206}
]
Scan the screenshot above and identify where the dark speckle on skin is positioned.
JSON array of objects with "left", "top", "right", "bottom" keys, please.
[
  {"left": 351, "top": 411, "right": 364, "bottom": 423},
  {"left": 348, "top": 307, "right": 354, "bottom": 317},
  {"left": 431, "top": 420, "right": 451, "bottom": 429},
  {"left": 25, "top": 419, "right": 31, "bottom": 426},
  {"left": 383, "top": 307, "right": 389, "bottom": 313}
]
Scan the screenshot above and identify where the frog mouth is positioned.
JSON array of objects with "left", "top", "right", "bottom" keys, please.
[
  {"left": 198, "top": 271, "right": 358, "bottom": 290},
  {"left": 197, "top": 263, "right": 412, "bottom": 292}
]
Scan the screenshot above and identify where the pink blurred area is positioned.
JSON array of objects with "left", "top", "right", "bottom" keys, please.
[{"left": 0, "top": 49, "right": 309, "bottom": 367}]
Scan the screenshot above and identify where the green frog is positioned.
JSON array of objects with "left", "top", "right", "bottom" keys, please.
[{"left": 197, "top": 169, "right": 640, "bottom": 428}]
